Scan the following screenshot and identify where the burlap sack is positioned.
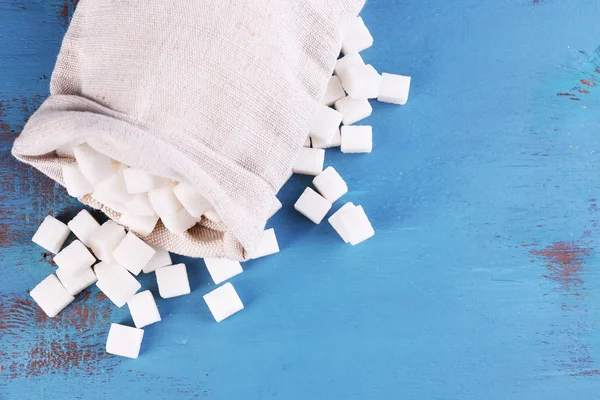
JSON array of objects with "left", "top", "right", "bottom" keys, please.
[{"left": 12, "top": 0, "right": 365, "bottom": 260}]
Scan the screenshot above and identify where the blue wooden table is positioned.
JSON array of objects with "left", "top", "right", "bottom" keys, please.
[{"left": 2, "top": 0, "right": 600, "bottom": 398}]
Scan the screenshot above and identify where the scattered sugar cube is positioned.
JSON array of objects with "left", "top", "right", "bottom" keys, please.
[
  {"left": 53, "top": 240, "right": 96, "bottom": 275},
  {"left": 148, "top": 185, "right": 182, "bottom": 217},
  {"left": 322, "top": 75, "right": 346, "bottom": 106},
  {"left": 342, "top": 16, "right": 373, "bottom": 54},
  {"left": 142, "top": 245, "right": 172, "bottom": 274},
  {"left": 327, "top": 202, "right": 356, "bottom": 243},
  {"left": 313, "top": 167, "right": 348, "bottom": 203},
  {"left": 251, "top": 228, "right": 280, "bottom": 259},
  {"left": 89, "top": 220, "right": 126, "bottom": 262},
  {"left": 268, "top": 197, "right": 282, "bottom": 219},
  {"left": 203, "top": 283, "right": 244, "bottom": 322},
  {"left": 93, "top": 172, "right": 131, "bottom": 205},
  {"left": 334, "top": 97, "right": 372, "bottom": 125},
  {"left": 309, "top": 104, "right": 343, "bottom": 144},
  {"left": 161, "top": 207, "right": 198, "bottom": 234},
  {"left": 294, "top": 187, "right": 332, "bottom": 224},
  {"left": 303, "top": 136, "right": 311, "bottom": 148},
  {"left": 334, "top": 52, "right": 364, "bottom": 77},
  {"left": 312, "top": 127, "right": 341, "bottom": 149},
  {"left": 113, "top": 232, "right": 156, "bottom": 275},
  {"left": 127, "top": 290, "right": 161, "bottom": 328},
  {"left": 340, "top": 205, "right": 375, "bottom": 245},
  {"left": 293, "top": 148, "right": 325, "bottom": 176},
  {"left": 341, "top": 126, "right": 373, "bottom": 153},
  {"left": 123, "top": 168, "right": 169, "bottom": 194},
  {"left": 95, "top": 262, "right": 141, "bottom": 307},
  {"left": 155, "top": 263, "right": 191, "bottom": 299},
  {"left": 32, "top": 215, "right": 71, "bottom": 254},
  {"left": 204, "top": 258, "right": 243, "bottom": 285},
  {"left": 30, "top": 274, "right": 74, "bottom": 317},
  {"left": 62, "top": 162, "right": 93, "bottom": 197},
  {"left": 119, "top": 212, "right": 159, "bottom": 237},
  {"left": 173, "top": 182, "right": 212, "bottom": 218},
  {"left": 106, "top": 323, "right": 144, "bottom": 359},
  {"left": 340, "top": 64, "right": 382, "bottom": 99},
  {"left": 72, "top": 143, "right": 115, "bottom": 185},
  {"left": 67, "top": 210, "right": 100, "bottom": 247},
  {"left": 56, "top": 266, "right": 97, "bottom": 296},
  {"left": 204, "top": 208, "right": 222, "bottom": 223},
  {"left": 124, "top": 193, "right": 156, "bottom": 217},
  {"left": 378, "top": 73, "right": 411, "bottom": 105}
]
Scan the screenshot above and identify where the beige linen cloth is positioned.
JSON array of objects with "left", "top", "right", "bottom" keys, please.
[{"left": 12, "top": 0, "right": 365, "bottom": 260}]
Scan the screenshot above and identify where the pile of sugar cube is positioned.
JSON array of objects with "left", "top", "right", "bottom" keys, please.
[{"left": 27, "top": 16, "right": 410, "bottom": 359}]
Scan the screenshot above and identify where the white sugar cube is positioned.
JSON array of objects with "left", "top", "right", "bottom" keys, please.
[
  {"left": 251, "top": 228, "right": 280, "bottom": 259},
  {"left": 204, "top": 258, "right": 243, "bottom": 285},
  {"left": 204, "top": 208, "right": 222, "bottom": 223},
  {"left": 95, "top": 261, "right": 141, "bottom": 307},
  {"left": 155, "top": 263, "right": 191, "bottom": 299},
  {"left": 62, "top": 162, "right": 93, "bottom": 197},
  {"left": 127, "top": 290, "right": 161, "bottom": 328},
  {"left": 106, "top": 323, "right": 144, "bottom": 359},
  {"left": 268, "top": 197, "right": 282, "bottom": 219},
  {"left": 32, "top": 215, "right": 71, "bottom": 254},
  {"left": 312, "top": 127, "right": 341, "bottom": 149},
  {"left": 293, "top": 148, "right": 325, "bottom": 176},
  {"left": 334, "top": 97, "right": 372, "bottom": 125},
  {"left": 322, "top": 75, "right": 346, "bottom": 106},
  {"left": 313, "top": 167, "right": 348, "bottom": 203},
  {"left": 119, "top": 212, "right": 159, "bottom": 237},
  {"left": 91, "top": 190, "right": 128, "bottom": 215},
  {"left": 30, "top": 274, "right": 74, "bottom": 317},
  {"left": 112, "top": 232, "right": 156, "bottom": 275},
  {"left": 123, "top": 168, "right": 169, "bottom": 194},
  {"left": 124, "top": 193, "right": 156, "bottom": 217},
  {"left": 294, "top": 187, "right": 332, "bottom": 224},
  {"left": 56, "top": 145, "right": 75, "bottom": 158},
  {"left": 56, "top": 266, "right": 97, "bottom": 296},
  {"left": 341, "top": 125, "right": 373, "bottom": 153},
  {"left": 378, "top": 73, "right": 411, "bottom": 105},
  {"left": 334, "top": 52, "right": 364, "bottom": 77},
  {"left": 148, "top": 185, "right": 182, "bottom": 217},
  {"left": 89, "top": 220, "right": 126, "bottom": 262},
  {"left": 67, "top": 210, "right": 100, "bottom": 247},
  {"left": 342, "top": 16, "right": 373, "bottom": 54},
  {"left": 340, "top": 205, "right": 375, "bottom": 245},
  {"left": 94, "top": 172, "right": 131, "bottom": 205},
  {"left": 327, "top": 202, "right": 356, "bottom": 243},
  {"left": 160, "top": 207, "right": 198, "bottom": 234},
  {"left": 303, "top": 136, "right": 311, "bottom": 148},
  {"left": 53, "top": 240, "right": 96, "bottom": 274},
  {"left": 142, "top": 245, "right": 172, "bottom": 274},
  {"left": 72, "top": 143, "right": 114, "bottom": 185},
  {"left": 203, "top": 283, "right": 244, "bottom": 322},
  {"left": 309, "top": 104, "right": 343, "bottom": 144},
  {"left": 340, "top": 64, "right": 382, "bottom": 99},
  {"left": 173, "top": 182, "right": 212, "bottom": 218}
]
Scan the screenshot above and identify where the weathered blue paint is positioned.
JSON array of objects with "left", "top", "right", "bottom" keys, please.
[{"left": 2, "top": 0, "right": 600, "bottom": 398}]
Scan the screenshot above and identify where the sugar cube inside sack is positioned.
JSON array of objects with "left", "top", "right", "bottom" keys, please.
[
  {"left": 95, "top": 262, "right": 141, "bottom": 307},
  {"left": 312, "top": 128, "right": 341, "bottom": 149},
  {"left": 62, "top": 162, "right": 93, "bottom": 197},
  {"left": 127, "top": 290, "right": 161, "bottom": 328},
  {"left": 204, "top": 208, "right": 222, "bottom": 223},
  {"left": 106, "top": 323, "right": 144, "bottom": 359},
  {"left": 123, "top": 168, "right": 169, "bottom": 194},
  {"left": 342, "top": 16, "right": 373, "bottom": 54},
  {"left": 293, "top": 148, "right": 325, "bottom": 176},
  {"left": 173, "top": 182, "right": 212, "bottom": 218},
  {"left": 56, "top": 145, "right": 75, "bottom": 158},
  {"left": 30, "top": 274, "right": 75, "bottom": 318},
  {"left": 303, "top": 136, "right": 311, "bottom": 148},
  {"left": 91, "top": 190, "right": 128, "bottom": 215},
  {"left": 334, "top": 52, "right": 365, "bottom": 77},
  {"left": 328, "top": 202, "right": 356, "bottom": 243},
  {"left": 148, "top": 185, "right": 182, "bottom": 217},
  {"left": 94, "top": 172, "right": 131, "bottom": 205},
  {"left": 155, "top": 263, "right": 191, "bottom": 299},
  {"left": 119, "top": 212, "right": 159, "bottom": 237},
  {"left": 250, "top": 228, "right": 280, "bottom": 259},
  {"left": 112, "top": 232, "right": 156, "bottom": 275},
  {"left": 378, "top": 73, "right": 411, "bottom": 105},
  {"left": 72, "top": 143, "right": 115, "bottom": 185},
  {"left": 67, "top": 209, "right": 100, "bottom": 247},
  {"left": 142, "top": 245, "right": 172, "bottom": 274},
  {"left": 268, "top": 197, "right": 282, "bottom": 219},
  {"left": 341, "top": 64, "right": 382, "bottom": 99},
  {"left": 204, "top": 258, "right": 243, "bottom": 285},
  {"left": 313, "top": 166, "right": 348, "bottom": 203},
  {"left": 203, "top": 282, "right": 244, "bottom": 323},
  {"left": 56, "top": 266, "right": 98, "bottom": 296},
  {"left": 32, "top": 215, "right": 71, "bottom": 254},
  {"left": 161, "top": 207, "right": 198, "bottom": 234},
  {"left": 124, "top": 193, "right": 156, "bottom": 217},
  {"left": 89, "top": 220, "right": 126, "bottom": 262},
  {"left": 334, "top": 97, "right": 372, "bottom": 126},
  {"left": 54, "top": 240, "right": 96, "bottom": 274},
  {"left": 341, "top": 125, "right": 373, "bottom": 153},
  {"left": 322, "top": 75, "right": 346, "bottom": 107},
  {"left": 340, "top": 205, "right": 375, "bottom": 245},
  {"left": 294, "top": 187, "right": 332, "bottom": 224},
  {"left": 310, "top": 104, "right": 343, "bottom": 143}
]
